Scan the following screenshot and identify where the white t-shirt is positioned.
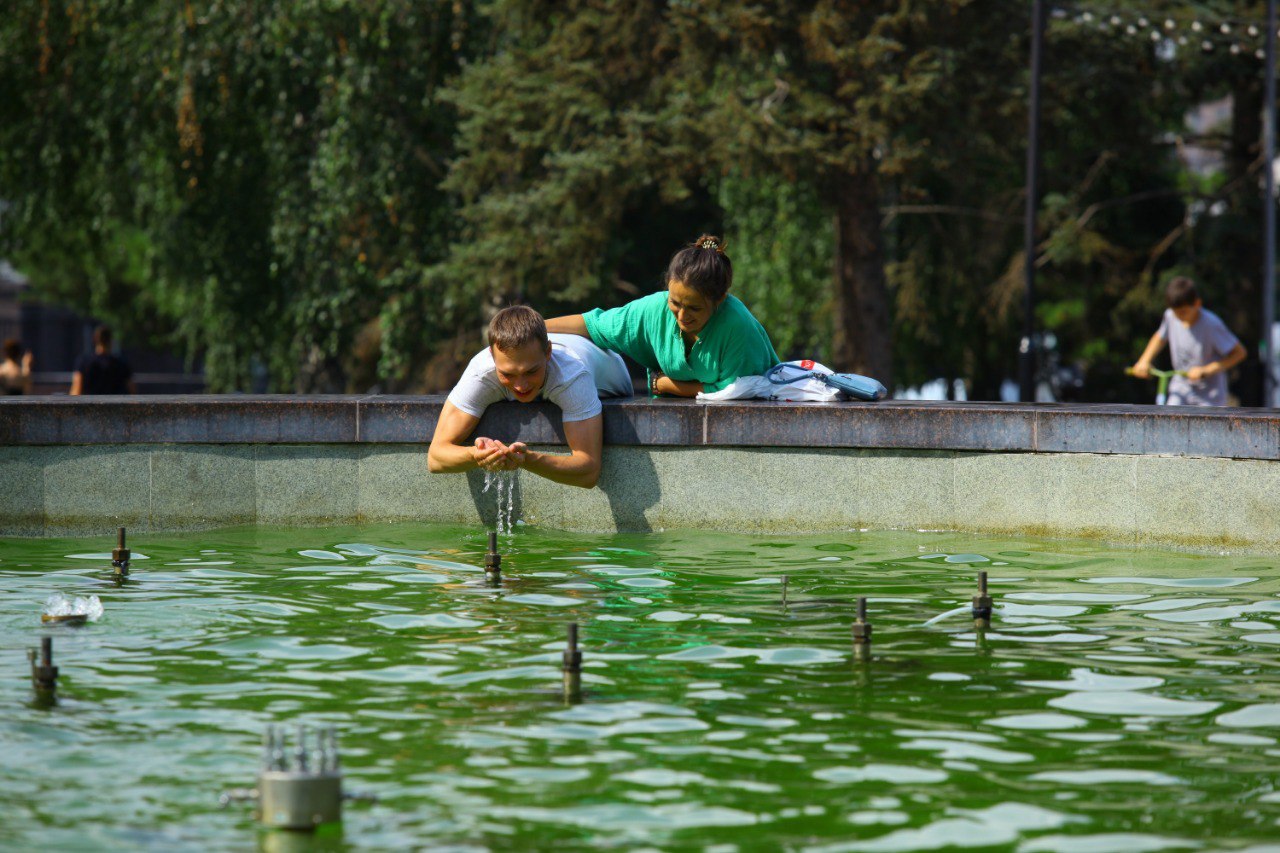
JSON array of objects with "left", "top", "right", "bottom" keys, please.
[{"left": 447, "top": 333, "right": 632, "bottom": 422}]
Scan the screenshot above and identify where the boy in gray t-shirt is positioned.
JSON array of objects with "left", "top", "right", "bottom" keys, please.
[
  {"left": 428, "top": 306, "right": 632, "bottom": 488},
  {"left": 1132, "top": 277, "right": 1245, "bottom": 406}
]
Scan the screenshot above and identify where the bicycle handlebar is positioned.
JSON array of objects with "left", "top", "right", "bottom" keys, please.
[{"left": 1125, "top": 367, "right": 1187, "bottom": 379}]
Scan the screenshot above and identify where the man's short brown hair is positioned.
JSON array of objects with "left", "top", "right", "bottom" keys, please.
[
  {"left": 488, "top": 306, "right": 548, "bottom": 353},
  {"left": 1165, "top": 276, "right": 1200, "bottom": 309},
  {"left": 93, "top": 325, "right": 113, "bottom": 347},
  {"left": 2, "top": 338, "right": 22, "bottom": 362}
]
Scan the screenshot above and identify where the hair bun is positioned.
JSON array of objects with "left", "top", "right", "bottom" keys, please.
[
  {"left": 694, "top": 234, "right": 725, "bottom": 253},
  {"left": 669, "top": 235, "right": 733, "bottom": 301}
]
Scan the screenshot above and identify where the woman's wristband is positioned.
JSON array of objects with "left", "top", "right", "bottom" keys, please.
[{"left": 649, "top": 371, "right": 664, "bottom": 396}]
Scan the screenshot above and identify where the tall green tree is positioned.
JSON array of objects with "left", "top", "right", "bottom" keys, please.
[
  {"left": 0, "top": 0, "right": 474, "bottom": 391},
  {"left": 439, "top": 0, "right": 1279, "bottom": 400},
  {"left": 5, "top": 0, "right": 1274, "bottom": 400},
  {"left": 439, "top": 1, "right": 993, "bottom": 387}
]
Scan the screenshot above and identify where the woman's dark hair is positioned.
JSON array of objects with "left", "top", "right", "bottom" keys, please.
[
  {"left": 1165, "top": 276, "right": 1199, "bottom": 308},
  {"left": 666, "top": 234, "right": 732, "bottom": 302},
  {"left": 2, "top": 338, "right": 22, "bottom": 362},
  {"left": 488, "top": 305, "right": 548, "bottom": 353}
]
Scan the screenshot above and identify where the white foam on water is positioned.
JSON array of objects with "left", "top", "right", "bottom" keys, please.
[{"left": 43, "top": 593, "right": 104, "bottom": 621}]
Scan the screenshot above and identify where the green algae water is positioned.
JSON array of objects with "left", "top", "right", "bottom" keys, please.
[{"left": 2, "top": 524, "right": 1279, "bottom": 851}]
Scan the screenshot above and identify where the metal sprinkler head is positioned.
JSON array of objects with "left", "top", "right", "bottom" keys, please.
[
  {"left": 563, "top": 622, "right": 582, "bottom": 672},
  {"left": 484, "top": 530, "right": 502, "bottom": 585},
  {"left": 972, "top": 571, "right": 994, "bottom": 629},
  {"left": 29, "top": 636, "right": 59, "bottom": 704},
  {"left": 221, "top": 724, "right": 373, "bottom": 830},
  {"left": 851, "top": 597, "right": 872, "bottom": 662},
  {"left": 563, "top": 622, "right": 583, "bottom": 704},
  {"left": 111, "top": 527, "right": 130, "bottom": 577}
]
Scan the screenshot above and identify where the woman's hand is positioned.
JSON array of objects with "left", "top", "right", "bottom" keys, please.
[
  {"left": 651, "top": 373, "right": 703, "bottom": 397},
  {"left": 545, "top": 315, "right": 590, "bottom": 337}
]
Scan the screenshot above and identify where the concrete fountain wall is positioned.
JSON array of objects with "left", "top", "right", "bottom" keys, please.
[{"left": 2, "top": 395, "right": 1278, "bottom": 550}]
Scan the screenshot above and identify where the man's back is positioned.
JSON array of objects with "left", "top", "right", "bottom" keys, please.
[{"left": 76, "top": 352, "right": 132, "bottom": 395}]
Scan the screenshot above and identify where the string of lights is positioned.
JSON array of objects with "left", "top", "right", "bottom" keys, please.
[{"left": 1051, "top": 5, "right": 1275, "bottom": 58}]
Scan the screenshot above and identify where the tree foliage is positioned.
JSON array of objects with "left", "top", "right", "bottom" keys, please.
[
  {"left": 2, "top": 0, "right": 1276, "bottom": 400},
  {"left": 1, "top": 0, "right": 473, "bottom": 391}
]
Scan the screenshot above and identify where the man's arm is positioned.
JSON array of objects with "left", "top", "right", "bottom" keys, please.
[
  {"left": 513, "top": 414, "right": 603, "bottom": 488},
  {"left": 69, "top": 371, "right": 83, "bottom": 395},
  {"left": 428, "top": 400, "right": 512, "bottom": 473},
  {"left": 1187, "top": 342, "right": 1246, "bottom": 381},
  {"left": 545, "top": 314, "right": 590, "bottom": 337},
  {"left": 1130, "top": 332, "right": 1166, "bottom": 379}
]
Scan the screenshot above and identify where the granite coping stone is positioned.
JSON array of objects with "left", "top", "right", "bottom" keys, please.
[{"left": 2, "top": 395, "right": 1279, "bottom": 459}]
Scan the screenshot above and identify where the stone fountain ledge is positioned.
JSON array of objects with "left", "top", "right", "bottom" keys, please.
[{"left": 1, "top": 395, "right": 1278, "bottom": 550}]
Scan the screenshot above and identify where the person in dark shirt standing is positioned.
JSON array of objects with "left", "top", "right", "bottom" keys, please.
[{"left": 70, "top": 325, "right": 137, "bottom": 395}]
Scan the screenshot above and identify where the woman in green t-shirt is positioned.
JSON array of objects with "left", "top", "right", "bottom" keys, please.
[{"left": 546, "top": 235, "right": 779, "bottom": 397}]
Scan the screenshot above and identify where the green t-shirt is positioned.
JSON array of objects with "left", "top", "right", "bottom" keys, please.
[{"left": 583, "top": 291, "right": 780, "bottom": 393}]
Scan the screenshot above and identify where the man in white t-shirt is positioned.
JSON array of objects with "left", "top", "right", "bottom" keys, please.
[{"left": 428, "top": 305, "right": 632, "bottom": 488}]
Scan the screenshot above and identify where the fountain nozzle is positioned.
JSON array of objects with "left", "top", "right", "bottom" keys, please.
[
  {"left": 30, "top": 637, "right": 59, "bottom": 702},
  {"left": 972, "top": 571, "right": 993, "bottom": 629},
  {"left": 484, "top": 530, "right": 501, "bottom": 585},
  {"left": 111, "top": 526, "right": 130, "bottom": 576},
  {"left": 851, "top": 597, "right": 872, "bottom": 661},
  {"left": 563, "top": 622, "right": 582, "bottom": 704},
  {"left": 563, "top": 622, "right": 582, "bottom": 672},
  {"left": 221, "top": 724, "right": 372, "bottom": 830}
]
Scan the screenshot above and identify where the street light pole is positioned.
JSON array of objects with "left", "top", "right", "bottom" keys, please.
[
  {"left": 1264, "top": 0, "right": 1277, "bottom": 406},
  {"left": 1020, "top": 0, "right": 1046, "bottom": 402}
]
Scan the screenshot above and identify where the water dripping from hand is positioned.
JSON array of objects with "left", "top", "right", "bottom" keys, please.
[{"left": 482, "top": 469, "right": 517, "bottom": 535}]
